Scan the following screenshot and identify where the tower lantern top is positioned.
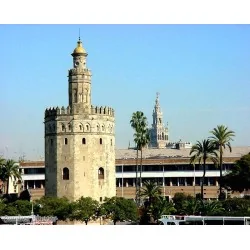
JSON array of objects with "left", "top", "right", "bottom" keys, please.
[{"left": 71, "top": 38, "right": 87, "bottom": 56}]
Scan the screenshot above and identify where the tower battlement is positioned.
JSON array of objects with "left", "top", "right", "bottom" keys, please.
[
  {"left": 91, "top": 105, "right": 115, "bottom": 117},
  {"left": 44, "top": 105, "right": 115, "bottom": 118},
  {"left": 45, "top": 106, "right": 72, "bottom": 118}
]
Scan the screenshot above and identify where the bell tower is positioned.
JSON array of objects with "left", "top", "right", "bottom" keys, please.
[
  {"left": 68, "top": 38, "right": 92, "bottom": 114},
  {"left": 149, "top": 93, "right": 169, "bottom": 148}
]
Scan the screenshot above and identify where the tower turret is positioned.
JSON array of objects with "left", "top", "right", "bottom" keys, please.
[{"left": 68, "top": 38, "right": 92, "bottom": 114}]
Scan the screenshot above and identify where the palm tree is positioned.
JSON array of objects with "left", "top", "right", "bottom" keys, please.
[
  {"left": 190, "top": 139, "right": 218, "bottom": 200},
  {"left": 210, "top": 125, "right": 235, "bottom": 199},
  {"left": 201, "top": 200, "right": 225, "bottom": 216},
  {"left": 0, "top": 157, "right": 5, "bottom": 166},
  {"left": 130, "top": 111, "right": 148, "bottom": 205},
  {"left": 140, "top": 180, "right": 162, "bottom": 207},
  {"left": 182, "top": 199, "right": 202, "bottom": 215},
  {"left": 0, "top": 157, "right": 6, "bottom": 193},
  {"left": 1, "top": 159, "right": 21, "bottom": 195},
  {"left": 151, "top": 196, "right": 176, "bottom": 223},
  {"left": 134, "top": 127, "right": 150, "bottom": 205}
]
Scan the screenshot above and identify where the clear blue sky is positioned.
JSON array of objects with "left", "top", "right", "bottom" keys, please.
[{"left": 1, "top": 24, "right": 250, "bottom": 160}]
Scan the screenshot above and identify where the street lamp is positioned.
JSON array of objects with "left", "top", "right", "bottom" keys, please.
[
  {"left": 193, "top": 163, "right": 196, "bottom": 197},
  {"left": 121, "top": 157, "right": 127, "bottom": 198},
  {"left": 163, "top": 163, "right": 165, "bottom": 198},
  {"left": 122, "top": 159, "right": 124, "bottom": 198}
]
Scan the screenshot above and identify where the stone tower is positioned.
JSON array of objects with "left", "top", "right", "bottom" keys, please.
[
  {"left": 44, "top": 38, "right": 116, "bottom": 202},
  {"left": 149, "top": 93, "right": 169, "bottom": 148}
]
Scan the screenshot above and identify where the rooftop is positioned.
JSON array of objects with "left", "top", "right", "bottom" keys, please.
[{"left": 115, "top": 146, "right": 250, "bottom": 160}]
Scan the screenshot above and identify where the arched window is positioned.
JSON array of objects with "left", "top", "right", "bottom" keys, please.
[
  {"left": 86, "top": 124, "right": 89, "bottom": 131},
  {"left": 62, "top": 124, "right": 65, "bottom": 132},
  {"left": 100, "top": 138, "right": 102, "bottom": 144},
  {"left": 162, "top": 132, "right": 164, "bottom": 140},
  {"left": 82, "top": 138, "right": 86, "bottom": 144},
  {"left": 102, "top": 125, "right": 105, "bottom": 131},
  {"left": 98, "top": 167, "right": 104, "bottom": 179},
  {"left": 68, "top": 124, "right": 71, "bottom": 131},
  {"left": 63, "top": 168, "right": 69, "bottom": 180},
  {"left": 79, "top": 125, "right": 82, "bottom": 130},
  {"left": 65, "top": 138, "right": 68, "bottom": 145}
]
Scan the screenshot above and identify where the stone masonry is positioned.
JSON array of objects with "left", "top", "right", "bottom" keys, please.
[{"left": 44, "top": 38, "right": 116, "bottom": 202}]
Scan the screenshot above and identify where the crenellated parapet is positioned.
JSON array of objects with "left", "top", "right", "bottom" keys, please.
[
  {"left": 45, "top": 106, "right": 71, "bottom": 118},
  {"left": 91, "top": 105, "right": 115, "bottom": 117}
]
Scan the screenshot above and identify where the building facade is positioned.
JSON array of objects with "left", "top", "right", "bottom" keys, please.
[
  {"left": 14, "top": 147, "right": 250, "bottom": 201},
  {"left": 44, "top": 38, "right": 116, "bottom": 202},
  {"left": 116, "top": 147, "right": 250, "bottom": 200}
]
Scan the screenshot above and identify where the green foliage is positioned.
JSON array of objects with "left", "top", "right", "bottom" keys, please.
[
  {"left": 0, "top": 159, "right": 21, "bottom": 195},
  {"left": 209, "top": 125, "right": 235, "bottom": 198},
  {"left": 130, "top": 111, "right": 150, "bottom": 206},
  {"left": 13, "top": 200, "right": 32, "bottom": 216},
  {"left": 101, "top": 197, "right": 138, "bottom": 225},
  {"left": 222, "top": 198, "right": 250, "bottom": 216},
  {"left": 0, "top": 198, "right": 7, "bottom": 216},
  {"left": 36, "top": 196, "right": 72, "bottom": 221},
  {"left": 181, "top": 199, "right": 202, "bottom": 215},
  {"left": 201, "top": 201, "right": 225, "bottom": 216},
  {"left": 0, "top": 203, "right": 18, "bottom": 216},
  {"left": 0, "top": 157, "right": 6, "bottom": 183},
  {"left": 71, "top": 197, "right": 99, "bottom": 225},
  {"left": 222, "top": 153, "right": 250, "bottom": 193},
  {"left": 140, "top": 180, "right": 162, "bottom": 207},
  {"left": 172, "top": 192, "right": 194, "bottom": 215},
  {"left": 151, "top": 196, "right": 176, "bottom": 221},
  {"left": 190, "top": 139, "right": 218, "bottom": 200}
]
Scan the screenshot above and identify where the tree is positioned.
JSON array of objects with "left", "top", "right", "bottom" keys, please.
[
  {"left": 210, "top": 125, "right": 235, "bottom": 199},
  {"left": 222, "top": 153, "right": 250, "bottom": 193},
  {"left": 36, "top": 196, "right": 72, "bottom": 221},
  {"left": 190, "top": 139, "right": 218, "bottom": 200},
  {"left": 130, "top": 111, "right": 148, "bottom": 206},
  {"left": 172, "top": 192, "right": 194, "bottom": 215},
  {"left": 71, "top": 197, "right": 99, "bottom": 225},
  {"left": 201, "top": 201, "right": 225, "bottom": 216},
  {"left": 0, "top": 157, "right": 6, "bottom": 193},
  {"left": 0, "top": 159, "right": 21, "bottom": 195},
  {"left": 101, "top": 197, "right": 138, "bottom": 225},
  {"left": 134, "top": 127, "right": 150, "bottom": 205},
  {"left": 140, "top": 180, "right": 162, "bottom": 208},
  {"left": 13, "top": 200, "right": 33, "bottom": 216},
  {"left": 151, "top": 196, "right": 176, "bottom": 223},
  {"left": 0, "top": 157, "right": 5, "bottom": 169},
  {"left": 222, "top": 198, "right": 250, "bottom": 216},
  {"left": 182, "top": 199, "right": 202, "bottom": 215}
]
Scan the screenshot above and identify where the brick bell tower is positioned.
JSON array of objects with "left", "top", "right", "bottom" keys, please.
[{"left": 44, "top": 38, "right": 116, "bottom": 202}]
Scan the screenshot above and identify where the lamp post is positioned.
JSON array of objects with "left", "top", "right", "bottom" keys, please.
[
  {"left": 122, "top": 159, "right": 124, "bottom": 198},
  {"left": 163, "top": 163, "right": 165, "bottom": 198},
  {"left": 193, "top": 164, "right": 196, "bottom": 197}
]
